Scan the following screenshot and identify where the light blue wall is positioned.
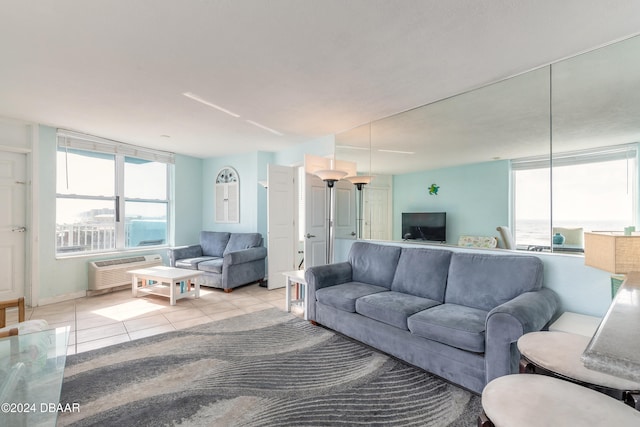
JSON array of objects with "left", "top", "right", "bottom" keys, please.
[
  {"left": 174, "top": 154, "right": 203, "bottom": 245},
  {"left": 202, "top": 152, "right": 260, "bottom": 232},
  {"left": 36, "top": 125, "right": 203, "bottom": 302},
  {"left": 393, "top": 160, "right": 510, "bottom": 243},
  {"left": 199, "top": 137, "right": 334, "bottom": 239}
]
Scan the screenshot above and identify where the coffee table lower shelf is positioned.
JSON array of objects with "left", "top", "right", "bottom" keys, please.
[{"left": 129, "top": 266, "right": 203, "bottom": 305}]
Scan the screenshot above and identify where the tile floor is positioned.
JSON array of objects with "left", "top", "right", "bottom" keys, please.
[{"left": 5, "top": 283, "right": 290, "bottom": 355}]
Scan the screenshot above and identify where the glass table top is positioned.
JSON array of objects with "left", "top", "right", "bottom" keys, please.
[{"left": 0, "top": 326, "right": 70, "bottom": 427}]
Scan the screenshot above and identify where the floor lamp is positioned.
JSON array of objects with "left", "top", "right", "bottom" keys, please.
[
  {"left": 345, "top": 175, "right": 372, "bottom": 239},
  {"left": 313, "top": 169, "right": 348, "bottom": 264}
]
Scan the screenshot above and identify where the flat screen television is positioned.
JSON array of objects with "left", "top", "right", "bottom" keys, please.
[{"left": 402, "top": 212, "right": 446, "bottom": 242}]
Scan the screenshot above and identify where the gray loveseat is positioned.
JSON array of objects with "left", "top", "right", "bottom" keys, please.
[
  {"left": 168, "top": 231, "right": 267, "bottom": 292},
  {"left": 305, "top": 241, "right": 560, "bottom": 393}
]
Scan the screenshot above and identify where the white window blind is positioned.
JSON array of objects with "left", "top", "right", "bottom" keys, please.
[
  {"left": 57, "top": 129, "right": 175, "bottom": 164},
  {"left": 512, "top": 143, "right": 637, "bottom": 170}
]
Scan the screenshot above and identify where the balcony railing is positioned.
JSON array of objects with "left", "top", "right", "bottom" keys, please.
[
  {"left": 56, "top": 223, "right": 116, "bottom": 253},
  {"left": 56, "top": 220, "right": 167, "bottom": 253}
]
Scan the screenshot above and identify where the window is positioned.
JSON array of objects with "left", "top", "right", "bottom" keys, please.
[
  {"left": 513, "top": 144, "right": 636, "bottom": 249},
  {"left": 56, "top": 131, "right": 174, "bottom": 255},
  {"left": 513, "top": 163, "right": 551, "bottom": 247}
]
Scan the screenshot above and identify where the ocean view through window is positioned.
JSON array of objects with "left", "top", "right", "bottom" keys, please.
[{"left": 513, "top": 144, "right": 636, "bottom": 249}]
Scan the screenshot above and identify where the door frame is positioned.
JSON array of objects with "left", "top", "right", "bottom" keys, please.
[
  {"left": 266, "top": 164, "right": 296, "bottom": 289},
  {"left": 28, "top": 125, "right": 39, "bottom": 307},
  {"left": 0, "top": 124, "right": 36, "bottom": 306}
]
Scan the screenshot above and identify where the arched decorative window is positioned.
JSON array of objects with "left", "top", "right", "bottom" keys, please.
[{"left": 215, "top": 166, "right": 239, "bottom": 223}]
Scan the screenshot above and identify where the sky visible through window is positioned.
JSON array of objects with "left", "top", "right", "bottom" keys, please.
[{"left": 56, "top": 151, "right": 167, "bottom": 224}]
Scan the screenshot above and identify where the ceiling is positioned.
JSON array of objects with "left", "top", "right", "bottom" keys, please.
[
  {"left": 336, "top": 33, "right": 640, "bottom": 175},
  {"left": 1, "top": 1, "right": 640, "bottom": 159}
]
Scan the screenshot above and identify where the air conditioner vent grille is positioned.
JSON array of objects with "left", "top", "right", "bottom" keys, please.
[
  {"left": 94, "top": 256, "right": 147, "bottom": 267},
  {"left": 89, "top": 255, "right": 162, "bottom": 290}
]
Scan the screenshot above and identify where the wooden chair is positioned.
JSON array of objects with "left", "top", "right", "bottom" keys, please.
[
  {"left": 0, "top": 297, "right": 25, "bottom": 329},
  {"left": 0, "top": 327, "right": 19, "bottom": 339},
  {"left": 0, "top": 297, "right": 47, "bottom": 337}
]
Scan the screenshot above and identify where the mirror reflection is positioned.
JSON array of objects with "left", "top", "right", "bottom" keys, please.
[
  {"left": 335, "top": 124, "right": 393, "bottom": 240},
  {"left": 334, "top": 34, "right": 640, "bottom": 254},
  {"left": 548, "top": 35, "right": 640, "bottom": 253}
]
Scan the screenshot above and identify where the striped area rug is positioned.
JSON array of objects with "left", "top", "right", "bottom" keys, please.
[{"left": 59, "top": 308, "right": 481, "bottom": 426}]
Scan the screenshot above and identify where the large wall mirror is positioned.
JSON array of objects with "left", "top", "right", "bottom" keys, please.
[
  {"left": 334, "top": 33, "right": 640, "bottom": 254},
  {"left": 549, "top": 35, "right": 640, "bottom": 252}
]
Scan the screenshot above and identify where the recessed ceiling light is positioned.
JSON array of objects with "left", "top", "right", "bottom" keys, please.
[
  {"left": 378, "top": 149, "right": 415, "bottom": 154},
  {"left": 245, "top": 120, "right": 284, "bottom": 136},
  {"left": 336, "top": 145, "right": 369, "bottom": 150},
  {"left": 183, "top": 92, "right": 241, "bottom": 118}
]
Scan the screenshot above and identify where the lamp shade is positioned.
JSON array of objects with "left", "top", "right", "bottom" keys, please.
[
  {"left": 314, "top": 169, "right": 348, "bottom": 182},
  {"left": 344, "top": 175, "right": 373, "bottom": 185},
  {"left": 584, "top": 232, "right": 640, "bottom": 274}
]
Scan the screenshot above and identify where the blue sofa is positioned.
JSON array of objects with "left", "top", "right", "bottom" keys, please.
[
  {"left": 168, "top": 231, "right": 267, "bottom": 292},
  {"left": 305, "top": 241, "right": 560, "bottom": 393}
]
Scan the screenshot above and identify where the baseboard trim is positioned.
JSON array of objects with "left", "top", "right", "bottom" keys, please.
[{"left": 37, "top": 291, "right": 86, "bottom": 307}]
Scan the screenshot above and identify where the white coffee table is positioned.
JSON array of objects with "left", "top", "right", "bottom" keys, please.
[{"left": 129, "top": 266, "right": 203, "bottom": 305}]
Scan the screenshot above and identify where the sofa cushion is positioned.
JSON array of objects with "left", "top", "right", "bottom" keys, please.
[
  {"left": 348, "top": 242, "right": 401, "bottom": 289},
  {"left": 407, "top": 303, "right": 488, "bottom": 353},
  {"left": 199, "top": 231, "right": 231, "bottom": 257},
  {"left": 315, "top": 282, "right": 388, "bottom": 313},
  {"left": 175, "top": 256, "right": 217, "bottom": 270},
  {"left": 223, "top": 233, "right": 263, "bottom": 255},
  {"left": 356, "top": 291, "right": 441, "bottom": 330},
  {"left": 197, "top": 258, "right": 224, "bottom": 274},
  {"left": 390, "top": 247, "right": 452, "bottom": 302},
  {"left": 445, "top": 253, "right": 544, "bottom": 311}
]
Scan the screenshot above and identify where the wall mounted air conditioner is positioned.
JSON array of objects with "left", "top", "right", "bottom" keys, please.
[{"left": 88, "top": 254, "right": 163, "bottom": 291}]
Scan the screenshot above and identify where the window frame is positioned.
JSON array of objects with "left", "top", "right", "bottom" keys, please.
[
  {"left": 511, "top": 143, "right": 637, "bottom": 250},
  {"left": 56, "top": 130, "right": 174, "bottom": 257}
]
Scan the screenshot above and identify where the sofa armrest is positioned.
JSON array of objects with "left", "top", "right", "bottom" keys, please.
[
  {"left": 485, "top": 288, "right": 560, "bottom": 385},
  {"left": 223, "top": 247, "right": 267, "bottom": 266},
  {"left": 305, "top": 262, "right": 353, "bottom": 321},
  {"left": 167, "top": 244, "right": 202, "bottom": 267}
]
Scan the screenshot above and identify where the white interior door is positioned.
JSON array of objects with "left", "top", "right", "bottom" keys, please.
[
  {"left": 304, "top": 172, "right": 327, "bottom": 267},
  {"left": 334, "top": 179, "right": 356, "bottom": 240},
  {"left": 0, "top": 151, "right": 26, "bottom": 300},
  {"left": 267, "top": 164, "right": 295, "bottom": 289},
  {"left": 365, "top": 187, "right": 391, "bottom": 240}
]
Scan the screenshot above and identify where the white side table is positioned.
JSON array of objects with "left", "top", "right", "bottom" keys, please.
[
  {"left": 549, "top": 312, "right": 602, "bottom": 337},
  {"left": 282, "top": 270, "right": 307, "bottom": 320}
]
